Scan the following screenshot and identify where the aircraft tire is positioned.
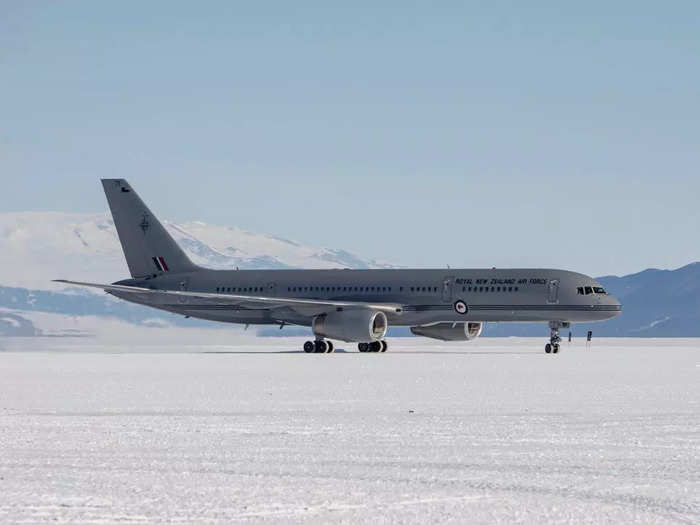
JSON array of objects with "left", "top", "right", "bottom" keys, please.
[
  {"left": 369, "top": 341, "right": 382, "bottom": 353},
  {"left": 380, "top": 340, "right": 388, "bottom": 352},
  {"left": 326, "top": 341, "right": 334, "bottom": 353},
  {"left": 314, "top": 340, "right": 328, "bottom": 353},
  {"left": 545, "top": 343, "right": 552, "bottom": 354},
  {"left": 552, "top": 344, "right": 559, "bottom": 354},
  {"left": 303, "top": 341, "right": 315, "bottom": 353},
  {"left": 358, "top": 342, "right": 369, "bottom": 352}
]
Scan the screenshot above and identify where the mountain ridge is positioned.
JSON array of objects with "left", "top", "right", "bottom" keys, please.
[
  {"left": 0, "top": 211, "right": 394, "bottom": 291},
  {"left": 1, "top": 212, "right": 698, "bottom": 337}
]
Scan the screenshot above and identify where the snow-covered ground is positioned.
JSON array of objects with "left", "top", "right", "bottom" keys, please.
[{"left": 0, "top": 338, "right": 698, "bottom": 523}]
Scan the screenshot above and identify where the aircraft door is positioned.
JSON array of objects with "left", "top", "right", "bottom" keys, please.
[
  {"left": 442, "top": 276, "right": 455, "bottom": 302},
  {"left": 547, "top": 279, "right": 560, "bottom": 304}
]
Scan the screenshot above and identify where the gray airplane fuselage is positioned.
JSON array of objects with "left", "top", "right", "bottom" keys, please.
[{"left": 113, "top": 267, "right": 621, "bottom": 327}]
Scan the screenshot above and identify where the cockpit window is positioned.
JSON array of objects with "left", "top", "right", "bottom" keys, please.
[
  {"left": 577, "top": 287, "right": 584, "bottom": 295},
  {"left": 593, "top": 287, "right": 606, "bottom": 294},
  {"left": 584, "top": 286, "right": 593, "bottom": 295}
]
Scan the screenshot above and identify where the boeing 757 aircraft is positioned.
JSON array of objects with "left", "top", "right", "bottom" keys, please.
[{"left": 56, "top": 180, "right": 621, "bottom": 354}]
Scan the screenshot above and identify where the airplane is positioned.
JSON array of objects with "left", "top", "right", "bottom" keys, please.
[{"left": 55, "top": 179, "right": 622, "bottom": 354}]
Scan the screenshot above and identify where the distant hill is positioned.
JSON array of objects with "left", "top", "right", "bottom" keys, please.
[
  {"left": 0, "top": 211, "right": 393, "bottom": 337},
  {"left": 0, "top": 212, "right": 698, "bottom": 338},
  {"left": 0, "top": 212, "right": 394, "bottom": 291},
  {"left": 484, "top": 262, "right": 700, "bottom": 337}
]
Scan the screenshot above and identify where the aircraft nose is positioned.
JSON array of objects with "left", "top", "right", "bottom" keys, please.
[{"left": 607, "top": 295, "right": 622, "bottom": 317}]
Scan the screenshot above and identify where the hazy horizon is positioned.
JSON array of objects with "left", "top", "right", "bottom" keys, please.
[{"left": 2, "top": 2, "right": 699, "bottom": 277}]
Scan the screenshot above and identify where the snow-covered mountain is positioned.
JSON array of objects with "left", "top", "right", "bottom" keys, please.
[
  {"left": 2, "top": 212, "right": 699, "bottom": 338},
  {"left": 0, "top": 212, "right": 394, "bottom": 290}
]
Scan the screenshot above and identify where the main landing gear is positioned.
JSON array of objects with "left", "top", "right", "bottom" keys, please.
[
  {"left": 302, "top": 339, "right": 389, "bottom": 353},
  {"left": 358, "top": 340, "right": 388, "bottom": 353},
  {"left": 303, "top": 339, "right": 335, "bottom": 353},
  {"left": 545, "top": 321, "right": 563, "bottom": 354}
]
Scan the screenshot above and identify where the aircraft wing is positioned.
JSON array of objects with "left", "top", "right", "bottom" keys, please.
[{"left": 53, "top": 280, "right": 404, "bottom": 317}]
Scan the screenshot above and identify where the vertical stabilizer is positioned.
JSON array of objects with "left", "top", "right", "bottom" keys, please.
[{"left": 101, "top": 179, "right": 197, "bottom": 278}]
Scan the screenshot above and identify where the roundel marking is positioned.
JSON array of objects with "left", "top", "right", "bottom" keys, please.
[{"left": 454, "top": 300, "right": 468, "bottom": 315}]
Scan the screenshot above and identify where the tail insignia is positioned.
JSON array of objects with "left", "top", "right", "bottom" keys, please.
[
  {"left": 152, "top": 256, "right": 170, "bottom": 272},
  {"left": 139, "top": 213, "right": 150, "bottom": 235}
]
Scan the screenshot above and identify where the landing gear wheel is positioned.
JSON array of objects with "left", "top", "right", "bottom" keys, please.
[
  {"left": 380, "top": 340, "right": 388, "bottom": 352},
  {"left": 358, "top": 342, "right": 369, "bottom": 353},
  {"left": 326, "top": 341, "right": 334, "bottom": 353},
  {"left": 314, "top": 340, "right": 328, "bottom": 353},
  {"left": 546, "top": 322, "right": 563, "bottom": 355},
  {"left": 303, "top": 341, "right": 315, "bottom": 353},
  {"left": 369, "top": 341, "right": 382, "bottom": 353}
]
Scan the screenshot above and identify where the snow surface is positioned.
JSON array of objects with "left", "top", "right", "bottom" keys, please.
[{"left": 0, "top": 338, "right": 698, "bottom": 523}]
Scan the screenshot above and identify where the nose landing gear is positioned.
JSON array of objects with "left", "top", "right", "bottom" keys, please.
[{"left": 545, "top": 321, "right": 563, "bottom": 354}]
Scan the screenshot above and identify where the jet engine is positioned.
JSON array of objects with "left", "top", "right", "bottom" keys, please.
[
  {"left": 313, "top": 309, "right": 388, "bottom": 342},
  {"left": 410, "top": 322, "right": 483, "bottom": 342}
]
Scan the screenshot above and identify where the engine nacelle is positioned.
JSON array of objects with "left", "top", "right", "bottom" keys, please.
[
  {"left": 410, "top": 322, "right": 483, "bottom": 342},
  {"left": 313, "top": 309, "right": 388, "bottom": 342}
]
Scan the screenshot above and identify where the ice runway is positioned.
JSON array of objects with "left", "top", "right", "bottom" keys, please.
[{"left": 0, "top": 338, "right": 698, "bottom": 523}]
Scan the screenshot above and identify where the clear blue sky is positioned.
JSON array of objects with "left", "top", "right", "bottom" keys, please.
[{"left": 2, "top": 1, "right": 699, "bottom": 276}]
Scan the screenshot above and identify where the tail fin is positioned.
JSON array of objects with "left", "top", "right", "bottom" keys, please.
[{"left": 101, "top": 179, "right": 198, "bottom": 278}]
